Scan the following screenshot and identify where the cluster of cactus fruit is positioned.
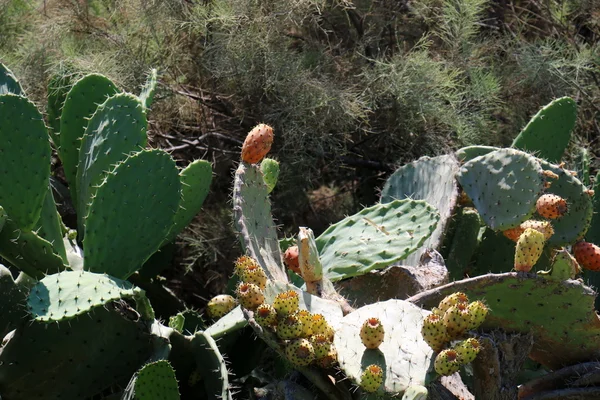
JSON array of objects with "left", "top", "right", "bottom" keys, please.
[
  {"left": 5, "top": 58, "right": 600, "bottom": 399},
  {"left": 421, "top": 292, "right": 488, "bottom": 375}
]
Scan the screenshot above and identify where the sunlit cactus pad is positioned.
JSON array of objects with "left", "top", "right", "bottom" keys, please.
[
  {"left": 316, "top": 199, "right": 440, "bottom": 282},
  {"left": 28, "top": 270, "right": 141, "bottom": 322},
  {"left": 334, "top": 299, "right": 434, "bottom": 396},
  {"left": 457, "top": 148, "right": 544, "bottom": 230}
]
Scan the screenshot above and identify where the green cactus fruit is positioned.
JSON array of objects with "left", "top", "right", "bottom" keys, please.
[
  {"left": 255, "top": 303, "right": 277, "bottom": 328},
  {"left": 260, "top": 158, "right": 279, "bottom": 193},
  {"left": 295, "top": 309, "right": 314, "bottom": 337},
  {"left": 515, "top": 228, "right": 546, "bottom": 272},
  {"left": 438, "top": 292, "right": 469, "bottom": 314},
  {"left": 311, "top": 313, "right": 334, "bottom": 341},
  {"left": 316, "top": 346, "right": 338, "bottom": 368},
  {"left": 360, "top": 317, "right": 385, "bottom": 349},
  {"left": 235, "top": 282, "right": 264, "bottom": 310},
  {"left": 310, "top": 334, "right": 332, "bottom": 359},
  {"left": 360, "top": 364, "right": 384, "bottom": 393},
  {"left": 503, "top": 220, "right": 554, "bottom": 242},
  {"left": 443, "top": 303, "right": 471, "bottom": 338},
  {"left": 453, "top": 338, "right": 481, "bottom": 365},
  {"left": 285, "top": 338, "right": 315, "bottom": 367},
  {"left": 467, "top": 300, "right": 489, "bottom": 330},
  {"left": 536, "top": 194, "right": 568, "bottom": 219},
  {"left": 207, "top": 295, "right": 237, "bottom": 319},
  {"left": 133, "top": 360, "right": 180, "bottom": 400},
  {"left": 169, "top": 314, "right": 185, "bottom": 333},
  {"left": 240, "top": 262, "right": 268, "bottom": 290},
  {"left": 277, "top": 314, "right": 304, "bottom": 340},
  {"left": 421, "top": 313, "right": 449, "bottom": 352},
  {"left": 273, "top": 290, "right": 300, "bottom": 316},
  {"left": 434, "top": 349, "right": 461, "bottom": 376}
]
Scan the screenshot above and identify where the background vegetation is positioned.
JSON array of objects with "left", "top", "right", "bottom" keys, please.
[{"left": 1, "top": 0, "right": 599, "bottom": 308}]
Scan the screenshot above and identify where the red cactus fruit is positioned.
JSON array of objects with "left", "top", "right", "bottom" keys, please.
[
  {"left": 284, "top": 245, "right": 301, "bottom": 275},
  {"left": 241, "top": 123, "right": 274, "bottom": 164},
  {"left": 573, "top": 241, "right": 600, "bottom": 271}
]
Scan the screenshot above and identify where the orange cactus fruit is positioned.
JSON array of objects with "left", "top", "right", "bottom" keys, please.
[
  {"left": 573, "top": 241, "right": 600, "bottom": 272},
  {"left": 536, "top": 194, "right": 568, "bottom": 219},
  {"left": 241, "top": 123, "right": 274, "bottom": 164}
]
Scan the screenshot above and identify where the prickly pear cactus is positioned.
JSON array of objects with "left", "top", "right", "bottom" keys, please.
[
  {"left": 139, "top": 68, "right": 158, "bottom": 110},
  {"left": 0, "top": 62, "right": 23, "bottom": 95},
  {"left": 381, "top": 155, "right": 460, "bottom": 266},
  {"left": 334, "top": 299, "right": 434, "bottom": 396},
  {"left": 456, "top": 148, "right": 544, "bottom": 230},
  {"left": 0, "top": 264, "right": 27, "bottom": 338},
  {"left": 316, "top": 199, "right": 440, "bottom": 282},
  {"left": 512, "top": 97, "right": 577, "bottom": 163},
  {"left": 131, "top": 360, "right": 180, "bottom": 400}
]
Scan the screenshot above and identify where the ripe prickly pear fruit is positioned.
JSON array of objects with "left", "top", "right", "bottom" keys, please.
[
  {"left": 316, "top": 346, "right": 338, "bottom": 368},
  {"left": 421, "top": 313, "right": 449, "bottom": 352},
  {"left": 454, "top": 338, "right": 481, "bottom": 364},
  {"left": 255, "top": 303, "right": 277, "bottom": 328},
  {"left": 438, "top": 292, "right": 469, "bottom": 314},
  {"left": 240, "top": 262, "right": 268, "bottom": 290},
  {"left": 435, "top": 349, "right": 461, "bottom": 376},
  {"left": 273, "top": 290, "right": 300, "bottom": 316},
  {"left": 443, "top": 303, "right": 471, "bottom": 338},
  {"left": 360, "top": 317, "right": 385, "bottom": 349},
  {"left": 283, "top": 245, "right": 301, "bottom": 275},
  {"left": 206, "top": 294, "right": 237, "bottom": 319},
  {"left": 573, "top": 241, "right": 600, "bottom": 271},
  {"left": 277, "top": 314, "right": 304, "bottom": 340},
  {"left": 311, "top": 314, "right": 334, "bottom": 341},
  {"left": 235, "top": 282, "right": 264, "bottom": 310},
  {"left": 241, "top": 123, "right": 274, "bottom": 164},
  {"left": 285, "top": 338, "right": 315, "bottom": 366},
  {"left": 503, "top": 220, "right": 554, "bottom": 242},
  {"left": 360, "top": 364, "right": 383, "bottom": 393},
  {"left": 295, "top": 310, "right": 314, "bottom": 337},
  {"left": 514, "top": 228, "right": 546, "bottom": 272},
  {"left": 466, "top": 301, "right": 489, "bottom": 330},
  {"left": 310, "top": 333, "right": 332, "bottom": 358},
  {"left": 234, "top": 255, "right": 258, "bottom": 277},
  {"left": 536, "top": 194, "right": 568, "bottom": 219}
]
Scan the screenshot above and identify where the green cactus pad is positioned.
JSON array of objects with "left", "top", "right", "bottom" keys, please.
[
  {"left": 33, "top": 186, "right": 68, "bottom": 263},
  {"left": 585, "top": 172, "right": 600, "bottom": 244},
  {"left": 76, "top": 93, "right": 147, "bottom": 234},
  {"left": 59, "top": 74, "right": 119, "bottom": 204},
  {"left": 84, "top": 150, "right": 180, "bottom": 278},
  {"left": 139, "top": 68, "right": 158, "bottom": 109},
  {"left": 512, "top": 97, "right": 577, "bottom": 163},
  {"left": 191, "top": 331, "right": 233, "bottom": 400},
  {"left": 0, "top": 215, "right": 66, "bottom": 279},
  {"left": 316, "top": 199, "right": 440, "bottom": 282},
  {"left": 574, "top": 146, "right": 591, "bottom": 187},
  {"left": 0, "top": 205, "right": 6, "bottom": 231},
  {"left": 46, "top": 70, "right": 76, "bottom": 147},
  {"left": 457, "top": 148, "right": 544, "bottom": 230},
  {"left": 0, "top": 264, "right": 27, "bottom": 338},
  {"left": 0, "top": 62, "right": 23, "bottom": 95},
  {"left": 0, "top": 303, "right": 154, "bottom": 399},
  {"left": 455, "top": 145, "right": 498, "bottom": 163},
  {"left": 536, "top": 159, "right": 593, "bottom": 246},
  {"left": 0, "top": 94, "right": 52, "bottom": 230},
  {"left": 233, "top": 162, "right": 287, "bottom": 282},
  {"left": 260, "top": 158, "right": 280, "bottom": 193},
  {"left": 408, "top": 272, "right": 600, "bottom": 369},
  {"left": 205, "top": 306, "right": 248, "bottom": 339},
  {"left": 163, "top": 159, "right": 212, "bottom": 244},
  {"left": 334, "top": 299, "right": 434, "bottom": 395},
  {"left": 27, "top": 270, "right": 142, "bottom": 322},
  {"left": 446, "top": 207, "right": 483, "bottom": 280},
  {"left": 133, "top": 360, "right": 180, "bottom": 400},
  {"left": 381, "top": 155, "right": 460, "bottom": 266}
]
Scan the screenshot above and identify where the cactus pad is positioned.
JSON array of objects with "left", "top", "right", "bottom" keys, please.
[
  {"left": 83, "top": 150, "right": 180, "bottom": 278},
  {"left": 456, "top": 148, "right": 544, "bottom": 230},
  {"left": 0, "top": 94, "right": 52, "bottom": 230},
  {"left": 408, "top": 273, "right": 600, "bottom": 369},
  {"left": 537, "top": 159, "right": 593, "bottom": 246},
  {"left": 139, "top": 68, "right": 158, "bottom": 110},
  {"left": 59, "top": 74, "right": 119, "bottom": 203},
  {"left": 0, "top": 62, "right": 23, "bottom": 95},
  {"left": 233, "top": 162, "right": 287, "bottom": 282},
  {"left": 0, "top": 303, "right": 153, "bottom": 399},
  {"left": 163, "top": 159, "right": 212, "bottom": 244},
  {"left": 133, "top": 360, "right": 180, "bottom": 400},
  {"left": 0, "top": 264, "right": 27, "bottom": 338},
  {"left": 455, "top": 145, "right": 498, "bottom": 163},
  {"left": 27, "top": 270, "right": 142, "bottom": 322},
  {"left": 316, "top": 199, "right": 440, "bottom": 282},
  {"left": 76, "top": 93, "right": 148, "bottom": 234},
  {"left": 334, "top": 299, "right": 434, "bottom": 395},
  {"left": 191, "top": 331, "right": 233, "bottom": 400},
  {"left": 34, "top": 186, "right": 68, "bottom": 263},
  {"left": 512, "top": 97, "right": 577, "bottom": 163},
  {"left": 381, "top": 155, "right": 460, "bottom": 266}
]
